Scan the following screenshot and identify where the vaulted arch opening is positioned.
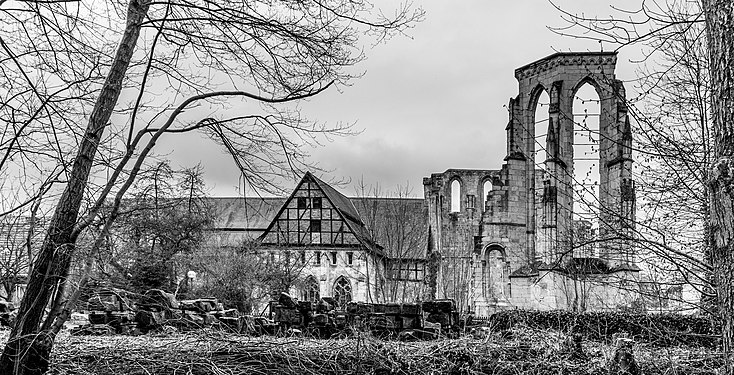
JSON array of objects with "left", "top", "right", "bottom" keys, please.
[
  {"left": 482, "top": 245, "right": 510, "bottom": 301},
  {"left": 531, "top": 87, "right": 551, "bottom": 171},
  {"left": 572, "top": 81, "right": 601, "bottom": 257},
  {"left": 482, "top": 179, "right": 493, "bottom": 211}
]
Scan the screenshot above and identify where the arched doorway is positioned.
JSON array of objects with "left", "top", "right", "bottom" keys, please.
[{"left": 483, "top": 245, "right": 509, "bottom": 301}]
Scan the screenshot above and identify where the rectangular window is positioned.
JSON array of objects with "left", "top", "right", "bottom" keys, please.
[
  {"left": 386, "top": 261, "right": 425, "bottom": 281},
  {"left": 466, "top": 194, "right": 476, "bottom": 209},
  {"left": 347, "top": 252, "right": 353, "bottom": 265},
  {"left": 330, "top": 251, "right": 337, "bottom": 265},
  {"left": 300, "top": 251, "right": 306, "bottom": 264},
  {"left": 297, "top": 197, "right": 307, "bottom": 209},
  {"left": 314, "top": 251, "right": 321, "bottom": 265},
  {"left": 312, "top": 197, "right": 322, "bottom": 209},
  {"left": 309, "top": 219, "right": 321, "bottom": 232}
]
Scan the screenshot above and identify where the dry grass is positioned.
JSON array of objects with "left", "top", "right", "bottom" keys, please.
[{"left": 0, "top": 327, "right": 726, "bottom": 374}]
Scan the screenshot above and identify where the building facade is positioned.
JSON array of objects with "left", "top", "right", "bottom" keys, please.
[
  {"left": 209, "top": 52, "right": 642, "bottom": 315},
  {"left": 209, "top": 172, "right": 430, "bottom": 310}
]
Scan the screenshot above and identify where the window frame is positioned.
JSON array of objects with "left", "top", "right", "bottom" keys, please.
[
  {"left": 312, "top": 197, "right": 322, "bottom": 209},
  {"left": 297, "top": 197, "right": 307, "bottom": 209},
  {"left": 330, "top": 251, "right": 337, "bottom": 265},
  {"left": 309, "top": 219, "right": 321, "bottom": 232}
]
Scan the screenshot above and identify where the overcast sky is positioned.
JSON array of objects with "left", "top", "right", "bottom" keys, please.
[{"left": 158, "top": 1, "right": 642, "bottom": 198}]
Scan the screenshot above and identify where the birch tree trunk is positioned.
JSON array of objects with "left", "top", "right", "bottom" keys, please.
[
  {"left": 702, "top": 0, "right": 734, "bottom": 368},
  {"left": 0, "top": 1, "right": 150, "bottom": 373}
]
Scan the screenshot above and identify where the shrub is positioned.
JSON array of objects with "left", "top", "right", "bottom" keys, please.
[{"left": 486, "top": 310, "right": 720, "bottom": 348}]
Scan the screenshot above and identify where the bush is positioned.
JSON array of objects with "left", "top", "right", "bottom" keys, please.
[{"left": 486, "top": 310, "right": 720, "bottom": 348}]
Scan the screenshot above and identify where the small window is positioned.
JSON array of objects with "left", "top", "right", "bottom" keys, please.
[
  {"left": 300, "top": 251, "right": 306, "bottom": 264},
  {"left": 312, "top": 197, "right": 322, "bottom": 209},
  {"left": 297, "top": 197, "right": 307, "bottom": 209},
  {"left": 450, "top": 180, "right": 461, "bottom": 212},
  {"left": 347, "top": 252, "right": 353, "bottom": 265},
  {"left": 314, "top": 251, "right": 321, "bottom": 265},
  {"left": 309, "top": 219, "right": 321, "bottom": 232},
  {"left": 330, "top": 251, "right": 337, "bottom": 265},
  {"left": 482, "top": 180, "right": 492, "bottom": 209},
  {"left": 466, "top": 194, "right": 476, "bottom": 209}
]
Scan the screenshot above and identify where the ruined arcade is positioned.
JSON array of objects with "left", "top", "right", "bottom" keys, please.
[{"left": 423, "top": 52, "right": 639, "bottom": 315}]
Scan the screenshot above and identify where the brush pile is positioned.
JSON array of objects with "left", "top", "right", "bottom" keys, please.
[{"left": 39, "top": 326, "right": 724, "bottom": 375}]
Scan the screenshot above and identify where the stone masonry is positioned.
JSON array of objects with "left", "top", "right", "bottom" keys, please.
[{"left": 424, "top": 52, "right": 639, "bottom": 315}]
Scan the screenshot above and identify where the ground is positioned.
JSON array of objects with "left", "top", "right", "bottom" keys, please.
[{"left": 0, "top": 326, "right": 722, "bottom": 374}]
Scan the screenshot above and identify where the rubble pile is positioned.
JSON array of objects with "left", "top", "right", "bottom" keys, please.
[
  {"left": 270, "top": 293, "right": 460, "bottom": 339},
  {"left": 72, "top": 288, "right": 276, "bottom": 336}
]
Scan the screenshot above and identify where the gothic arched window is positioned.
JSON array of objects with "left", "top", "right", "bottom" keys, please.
[
  {"left": 302, "top": 276, "right": 320, "bottom": 302},
  {"left": 450, "top": 180, "right": 461, "bottom": 212},
  {"left": 333, "top": 276, "right": 352, "bottom": 306}
]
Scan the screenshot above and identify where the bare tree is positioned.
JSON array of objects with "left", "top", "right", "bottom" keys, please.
[
  {"left": 549, "top": 1, "right": 712, "bottom": 305},
  {"left": 0, "top": 1, "right": 423, "bottom": 373},
  {"left": 353, "top": 181, "right": 428, "bottom": 303},
  {"left": 551, "top": 0, "right": 734, "bottom": 365},
  {"left": 701, "top": 0, "right": 734, "bottom": 363}
]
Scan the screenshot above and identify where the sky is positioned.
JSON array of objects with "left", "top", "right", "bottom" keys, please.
[{"left": 158, "top": 0, "right": 643, "bottom": 198}]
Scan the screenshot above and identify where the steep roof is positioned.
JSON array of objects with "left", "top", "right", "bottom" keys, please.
[
  {"left": 209, "top": 197, "right": 285, "bottom": 231},
  {"left": 310, "top": 174, "right": 364, "bottom": 225},
  {"left": 351, "top": 197, "right": 428, "bottom": 259},
  {"left": 208, "top": 173, "right": 429, "bottom": 259}
]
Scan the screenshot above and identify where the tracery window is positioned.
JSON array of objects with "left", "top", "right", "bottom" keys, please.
[
  {"left": 302, "top": 276, "right": 320, "bottom": 302},
  {"left": 333, "top": 276, "right": 352, "bottom": 306}
]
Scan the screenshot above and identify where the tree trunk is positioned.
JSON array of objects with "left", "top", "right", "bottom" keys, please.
[
  {"left": 0, "top": 1, "right": 149, "bottom": 373},
  {"left": 702, "top": 0, "right": 734, "bottom": 369}
]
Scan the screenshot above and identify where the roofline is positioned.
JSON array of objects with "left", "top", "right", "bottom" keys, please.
[
  {"left": 206, "top": 195, "right": 425, "bottom": 201},
  {"left": 514, "top": 51, "right": 618, "bottom": 74},
  {"left": 256, "top": 171, "right": 386, "bottom": 257}
]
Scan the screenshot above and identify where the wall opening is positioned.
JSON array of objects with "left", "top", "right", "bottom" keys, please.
[
  {"left": 333, "top": 276, "right": 352, "bottom": 306},
  {"left": 483, "top": 246, "right": 509, "bottom": 302},
  {"left": 301, "top": 276, "right": 320, "bottom": 302},
  {"left": 572, "top": 82, "right": 601, "bottom": 257},
  {"left": 533, "top": 89, "right": 551, "bottom": 171},
  {"left": 450, "top": 179, "right": 461, "bottom": 212},
  {"left": 482, "top": 180, "right": 492, "bottom": 210}
]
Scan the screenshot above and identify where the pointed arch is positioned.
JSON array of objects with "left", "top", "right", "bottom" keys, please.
[
  {"left": 333, "top": 276, "right": 352, "bottom": 306},
  {"left": 482, "top": 244, "right": 510, "bottom": 300},
  {"left": 481, "top": 177, "right": 493, "bottom": 211},
  {"left": 301, "top": 276, "right": 320, "bottom": 302},
  {"left": 570, "top": 75, "right": 604, "bottom": 101},
  {"left": 527, "top": 84, "right": 549, "bottom": 111},
  {"left": 571, "top": 80, "right": 601, "bottom": 228},
  {"left": 450, "top": 178, "right": 461, "bottom": 212},
  {"left": 530, "top": 85, "right": 551, "bottom": 170}
]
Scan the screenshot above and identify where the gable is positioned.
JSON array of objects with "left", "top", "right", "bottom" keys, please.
[{"left": 260, "top": 174, "right": 364, "bottom": 248}]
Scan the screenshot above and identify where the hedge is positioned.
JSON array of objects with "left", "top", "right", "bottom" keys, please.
[{"left": 483, "top": 310, "right": 721, "bottom": 348}]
